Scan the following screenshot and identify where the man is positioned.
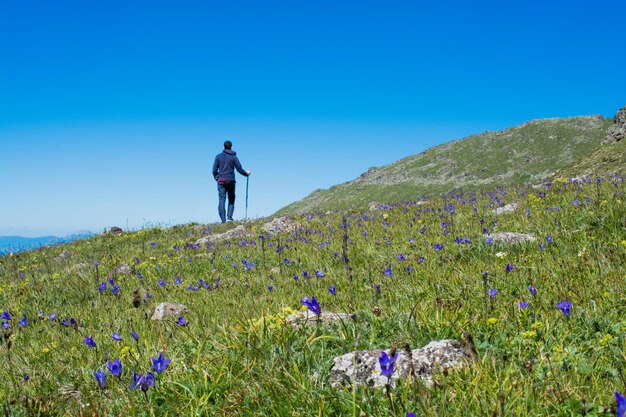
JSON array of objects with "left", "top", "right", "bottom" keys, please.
[{"left": 212, "top": 141, "right": 251, "bottom": 223}]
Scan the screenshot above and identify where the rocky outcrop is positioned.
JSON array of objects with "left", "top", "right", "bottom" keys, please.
[
  {"left": 329, "top": 340, "right": 469, "bottom": 388},
  {"left": 105, "top": 227, "right": 124, "bottom": 235},
  {"left": 151, "top": 303, "right": 188, "bottom": 320},
  {"left": 487, "top": 232, "right": 536, "bottom": 244},
  {"left": 605, "top": 105, "right": 626, "bottom": 144}
]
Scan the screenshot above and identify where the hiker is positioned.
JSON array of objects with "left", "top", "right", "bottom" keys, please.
[{"left": 212, "top": 141, "right": 251, "bottom": 223}]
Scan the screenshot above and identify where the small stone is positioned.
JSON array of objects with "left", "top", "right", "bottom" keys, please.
[
  {"left": 285, "top": 311, "right": 355, "bottom": 329},
  {"left": 115, "top": 263, "right": 133, "bottom": 275},
  {"left": 106, "top": 227, "right": 124, "bottom": 235},
  {"left": 492, "top": 203, "right": 518, "bottom": 215},
  {"left": 195, "top": 225, "right": 249, "bottom": 245},
  {"left": 487, "top": 232, "right": 536, "bottom": 244},
  {"left": 151, "top": 302, "right": 188, "bottom": 320},
  {"left": 55, "top": 251, "right": 73, "bottom": 261},
  {"left": 261, "top": 216, "right": 300, "bottom": 234}
]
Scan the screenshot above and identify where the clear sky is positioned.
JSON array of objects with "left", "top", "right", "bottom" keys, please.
[{"left": 1, "top": 0, "right": 625, "bottom": 236}]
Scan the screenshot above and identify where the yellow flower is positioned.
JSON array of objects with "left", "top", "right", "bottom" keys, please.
[
  {"left": 521, "top": 331, "right": 537, "bottom": 339},
  {"left": 621, "top": 240, "right": 626, "bottom": 247},
  {"left": 531, "top": 322, "right": 543, "bottom": 330},
  {"left": 41, "top": 347, "right": 50, "bottom": 354},
  {"left": 599, "top": 334, "right": 613, "bottom": 346},
  {"left": 487, "top": 317, "right": 498, "bottom": 325}
]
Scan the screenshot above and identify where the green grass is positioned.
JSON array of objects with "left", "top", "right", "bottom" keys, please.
[
  {"left": 1, "top": 176, "right": 625, "bottom": 416},
  {"left": 277, "top": 116, "right": 612, "bottom": 215}
]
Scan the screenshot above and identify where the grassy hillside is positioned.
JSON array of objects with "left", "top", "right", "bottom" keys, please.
[
  {"left": 1, "top": 176, "right": 625, "bottom": 415},
  {"left": 277, "top": 116, "right": 611, "bottom": 215}
]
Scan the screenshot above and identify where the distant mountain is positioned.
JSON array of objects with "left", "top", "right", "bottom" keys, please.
[
  {"left": 276, "top": 114, "right": 613, "bottom": 215},
  {"left": 0, "top": 232, "right": 95, "bottom": 255}
]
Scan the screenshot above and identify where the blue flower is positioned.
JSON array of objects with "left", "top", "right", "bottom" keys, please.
[
  {"left": 485, "top": 237, "right": 493, "bottom": 244},
  {"left": 174, "top": 277, "right": 182, "bottom": 285},
  {"left": 384, "top": 267, "right": 392, "bottom": 277},
  {"left": 328, "top": 285, "right": 337, "bottom": 295},
  {"left": 528, "top": 285, "right": 536, "bottom": 296},
  {"left": 94, "top": 369, "right": 106, "bottom": 389},
  {"left": 112, "top": 332, "right": 122, "bottom": 341},
  {"left": 158, "top": 279, "right": 165, "bottom": 287},
  {"left": 131, "top": 330, "right": 139, "bottom": 341},
  {"left": 268, "top": 285, "right": 273, "bottom": 292},
  {"left": 176, "top": 316, "right": 188, "bottom": 326},
  {"left": 107, "top": 359, "right": 122, "bottom": 378},
  {"left": 18, "top": 314, "right": 27, "bottom": 328},
  {"left": 111, "top": 285, "right": 120, "bottom": 296},
  {"left": 397, "top": 254, "right": 405, "bottom": 261},
  {"left": 489, "top": 288, "right": 498, "bottom": 299},
  {"left": 131, "top": 371, "right": 155, "bottom": 391},
  {"left": 315, "top": 270, "right": 325, "bottom": 278},
  {"left": 434, "top": 243, "right": 443, "bottom": 251},
  {"left": 84, "top": 336, "right": 96, "bottom": 348},
  {"left": 518, "top": 301, "right": 529, "bottom": 309},
  {"left": 616, "top": 391, "right": 626, "bottom": 417},
  {"left": 375, "top": 284, "right": 381, "bottom": 293},
  {"left": 379, "top": 351, "right": 398, "bottom": 378},
  {"left": 98, "top": 282, "right": 107, "bottom": 293},
  {"left": 546, "top": 235, "right": 553, "bottom": 244},
  {"left": 151, "top": 352, "right": 171, "bottom": 374},
  {"left": 1, "top": 311, "right": 11, "bottom": 321},
  {"left": 505, "top": 264, "right": 514, "bottom": 273},
  {"left": 556, "top": 300, "right": 572, "bottom": 317},
  {"left": 301, "top": 296, "right": 321, "bottom": 315}
]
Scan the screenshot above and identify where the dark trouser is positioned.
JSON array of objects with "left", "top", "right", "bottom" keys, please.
[{"left": 217, "top": 181, "right": 236, "bottom": 223}]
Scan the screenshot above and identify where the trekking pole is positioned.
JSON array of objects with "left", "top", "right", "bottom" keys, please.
[{"left": 245, "top": 175, "right": 249, "bottom": 220}]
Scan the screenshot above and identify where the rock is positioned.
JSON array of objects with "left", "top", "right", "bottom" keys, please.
[
  {"left": 262, "top": 216, "right": 300, "bottom": 234},
  {"left": 605, "top": 105, "right": 626, "bottom": 144},
  {"left": 285, "top": 311, "right": 355, "bottom": 329},
  {"left": 492, "top": 203, "right": 518, "bottom": 215},
  {"left": 151, "top": 302, "right": 188, "bottom": 320},
  {"left": 195, "top": 225, "right": 250, "bottom": 245},
  {"left": 55, "top": 251, "right": 73, "bottom": 261},
  {"left": 115, "top": 263, "right": 134, "bottom": 275},
  {"left": 106, "top": 226, "right": 124, "bottom": 235},
  {"left": 487, "top": 232, "right": 536, "bottom": 244},
  {"left": 329, "top": 340, "right": 468, "bottom": 389}
]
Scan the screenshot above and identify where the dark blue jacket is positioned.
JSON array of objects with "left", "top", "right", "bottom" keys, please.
[{"left": 212, "top": 149, "right": 248, "bottom": 182}]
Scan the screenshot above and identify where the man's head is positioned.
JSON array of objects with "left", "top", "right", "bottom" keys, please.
[{"left": 224, "top": 141, "right": 232, "bottom": 150}]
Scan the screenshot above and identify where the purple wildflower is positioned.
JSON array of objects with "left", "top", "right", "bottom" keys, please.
[
  {"left": 301, "top": 296, "right": 321, "bottom": 315},
  {"left": 556, "top": 300, "right": 572, "bottom": 317},
  {"left": 151, "top": 352, "right": 171, "bottom": 374},
  {"left": 94, "top": 369, "right": 106, "bottom": 389},
  {"left": 107, "top": 359, "right": 122, "bottom": 378},
  {"left": 379, "top": 351, "right": 398, "bottom": 378},
  {"left": 328, "top": 285, "right": 337, "bottom": 295}
]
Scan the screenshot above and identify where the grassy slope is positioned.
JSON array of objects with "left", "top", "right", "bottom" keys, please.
[
  {"left": 557, "top": 137, "right": 626, "bottom": 178},
  {"left": 0, "top": 178, "right": 625, "bottom": 416},
  {"left": 277, "top": 116, "right": 612, "bottom": 215}
]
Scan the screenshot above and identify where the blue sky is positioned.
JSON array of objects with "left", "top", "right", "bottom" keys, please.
[{"left": 1, "top": 1, "right": 624, "bottom": 236}]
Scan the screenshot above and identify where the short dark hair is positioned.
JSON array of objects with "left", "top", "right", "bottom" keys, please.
[{"left": 224, "top": 141, "right": 232, "bottom": 150}]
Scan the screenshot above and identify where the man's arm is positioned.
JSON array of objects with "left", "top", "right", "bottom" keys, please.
[
  {"left": 234, "top": 157, "right": 250, "bottom": 176},
  {"left": 212, "top": 156, "right": 219, "bottom": 180}
]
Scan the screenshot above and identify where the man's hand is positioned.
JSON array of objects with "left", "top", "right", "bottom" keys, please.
[{"left": 246, "top": 170, "right": 251, "bottom": 176}]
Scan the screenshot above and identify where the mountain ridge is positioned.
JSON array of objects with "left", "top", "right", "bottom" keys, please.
[{"left": 276, "top": 113, "right": 616, "bottom": 215}]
